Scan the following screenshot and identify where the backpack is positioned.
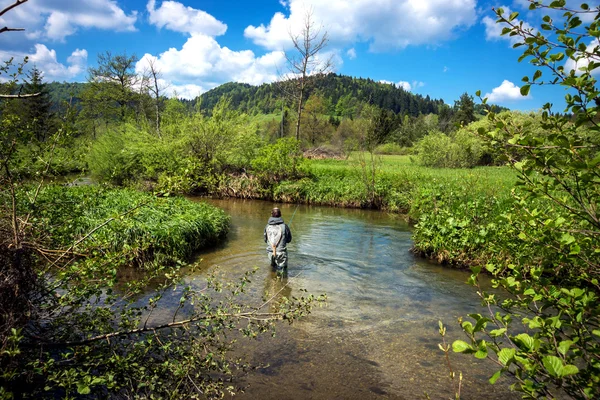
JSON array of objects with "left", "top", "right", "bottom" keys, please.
[{"left": 266, "top": 224, "right": 283, "bottom": 255}]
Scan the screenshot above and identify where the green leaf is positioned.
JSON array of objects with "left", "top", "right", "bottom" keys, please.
[
  {"left": 498, "top": 348, "right": 516, "bottom": 366},
  {"left": 452, "top": 340, "right": 473, "bottom": 353},
  {"left": 489, "top": 328, "right": 507, "bottom": 337},
  {"left": 562, "top": 364, "right": 579, "bottom": 376},
  {"left": 520, "top": 84, "right": 531, "bottom": 96},
  {"left": 462, "top": 321, "right": 474, "bottom": 334},
  {"left": 489, "top": 370, "right": 502, "bottom": 385},
  {"left": 475, "top": 348, "right": 488, "bottom": 359},
  {"left": 513, "top": 333, "right": 535, "bottom": 352},
  {"left": 543, "top": 355, "right": 564, "bottom": 377},
  {"left": 558, "top": 340, "right": 574, "bottom": 355},
  {"left": 77, "top": 383, "right": 91, "bottom": 395}
]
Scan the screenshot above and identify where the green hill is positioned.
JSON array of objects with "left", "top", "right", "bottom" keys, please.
[{"left": 197, "top": 73, "right": 447, "bottom": 116}]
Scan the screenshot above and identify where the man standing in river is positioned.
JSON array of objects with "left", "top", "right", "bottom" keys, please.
[{"left": 264, "top": 207, "right": 292, "bottom": 271}]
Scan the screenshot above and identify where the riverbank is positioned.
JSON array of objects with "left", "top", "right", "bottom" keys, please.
[{"left": 212, "top": 155, "right": 519, "bottom": 268}]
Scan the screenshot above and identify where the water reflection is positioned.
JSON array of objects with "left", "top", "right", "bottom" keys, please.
[{"left": 184, "top": 198, "right": 517, "bottom": 399}]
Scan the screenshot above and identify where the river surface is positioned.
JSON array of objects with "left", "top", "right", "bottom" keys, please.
[{"left": 183, "top": 198, "right": 517, "bottom": 399}]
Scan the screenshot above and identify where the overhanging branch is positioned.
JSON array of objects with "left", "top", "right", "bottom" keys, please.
[{"left": 0, "top": 0, "right": 29, "bottom": 18}]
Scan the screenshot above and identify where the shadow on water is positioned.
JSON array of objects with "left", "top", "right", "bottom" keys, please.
[{"left": 171, "top": 198, "right": 518, "bottom": 399}]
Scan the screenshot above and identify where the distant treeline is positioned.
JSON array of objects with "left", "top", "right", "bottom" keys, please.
[
  {"left": 40, "top": 73, "right": 509, "bottom": 117},
  {"left": 194, "top": 73, "right": 509, "bottom": 117}
]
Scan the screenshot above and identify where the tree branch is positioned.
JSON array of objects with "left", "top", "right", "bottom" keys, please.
[
  {"left": 0, "top": 0, "right": 28, "bottom": 18},
  {"left": 0, "top": 93, "right": 41, "bottom": 98}
]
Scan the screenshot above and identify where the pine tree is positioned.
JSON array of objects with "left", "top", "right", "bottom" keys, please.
[{"left": 23, "top": 66, "right": 55, "bottom": 142}]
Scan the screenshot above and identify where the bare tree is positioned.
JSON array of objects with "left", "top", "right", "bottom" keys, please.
[
  {"left": 284, "top": 9, "right": 332, "bottom": 141},
  {"left": 141, "top": 58, "right": 169, "bottom": 138}
]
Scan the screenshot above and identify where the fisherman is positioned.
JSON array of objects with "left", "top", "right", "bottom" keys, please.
[{"left": 264, "top": 207, "right": 292, "bottom": 271}]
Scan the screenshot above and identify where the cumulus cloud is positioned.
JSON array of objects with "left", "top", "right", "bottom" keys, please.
[
  {"left": 135, "top": 35, "right": 286, "bottom": 99},
  {"left": 482, "top": 5, "right": 535, "bottom": 45},
  {"left": 346, "top": 48, "right": 357, "bottom": 60},
  {"left": 485, "top": 80, "right": 529, "bottom": 102},
  {"left": 244, "top": 0, "right": 477, "bottom": 52},
  {"left": 146, "top": 0, "right": 227, "bottom": 36},
  {"left": 0, "top": 0, "right": 137, "bottom": 44},
  {"left": 0, "top": 45, "right": 88, "bottom": 81}
]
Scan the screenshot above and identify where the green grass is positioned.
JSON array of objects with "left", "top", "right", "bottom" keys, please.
[{"left": 30, "top": 185, "right": 230, "bottom": 268}]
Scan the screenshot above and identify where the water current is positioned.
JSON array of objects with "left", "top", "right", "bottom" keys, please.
[{"left": 182, "top": 198, "right": 518, "bottom": 399}]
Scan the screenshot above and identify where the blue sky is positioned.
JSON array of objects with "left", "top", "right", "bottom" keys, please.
[{"left": 0, "top": 0, "right": 595, "bottom": 111}]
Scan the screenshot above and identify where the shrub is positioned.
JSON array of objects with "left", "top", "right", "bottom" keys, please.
[{"left": 251, "top": 137, "right": 306, "bottom": 183}]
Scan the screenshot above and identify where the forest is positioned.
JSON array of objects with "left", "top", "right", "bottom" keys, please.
[{"left": 1, "top": 0, "right": 599, "bottom": 399}]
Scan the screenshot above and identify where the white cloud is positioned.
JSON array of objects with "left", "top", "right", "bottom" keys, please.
[
  {"left": 146, "top": 0, "right": 227, "bottom": 36},
  {"left": 0, "top": 0, "right": 137, "bottom": 43},
  {"left": 244, "top": 0, "right": 477, "bottom": 52},
  {"left": 564, "top": 41, "right": 600, "bottom": 76},
  {"left": 485, "top": 80, "right": 529, "bottom": 102},
  {"left": 346, "top": 48, "right": 357, "bottom": 60},
  {"left": 443, "top": 66, "right": 448, "bottom": 73},
  {"left": 0, "top": 44, "right": 88, "bottom": 81},
  {"left": 397, "top": 81, "right": 412, "bottom": 91},
  {"left": 379, "top": 80, "right": 424, "bottom": 91},
  {"left": 482, "top": 5, "right": 535, "bottom": 45},
  {"left": 168, "top": 83, "right": 206, "bottom": 99},
  {"left": 135, "top": 34, "right": 287, "bottom": 99},
  {"left": 397, "top": 80, "right": 425, "bottom": 91}
]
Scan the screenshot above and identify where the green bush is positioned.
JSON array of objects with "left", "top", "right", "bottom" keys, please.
[
  {"left": 251, "top": 137, "right": 306, "bottom": 183},
  {"left": 415, "top": 131, "right": 457, "bottom": 168}
]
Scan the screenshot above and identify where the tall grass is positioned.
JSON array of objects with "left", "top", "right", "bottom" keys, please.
[{"left": 30, "top": 185, "right": 229, "bottom": 268}]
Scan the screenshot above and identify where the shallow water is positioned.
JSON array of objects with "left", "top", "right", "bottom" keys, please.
[{"left": 184, "top": 198, "right": 518, "bottom": 399}]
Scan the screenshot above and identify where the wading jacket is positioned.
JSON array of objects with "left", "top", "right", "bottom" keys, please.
[{"left": 264, "top": 217, "right": 292, "bottom": 253}]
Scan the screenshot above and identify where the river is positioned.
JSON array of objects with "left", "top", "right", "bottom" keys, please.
[{"left": 183, "top": 198, "right": 517, "bottom": 399}]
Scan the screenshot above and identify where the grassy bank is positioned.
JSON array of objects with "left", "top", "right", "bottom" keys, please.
[{"left": 27, "top": 185, "right": 230, "bottom": 269}]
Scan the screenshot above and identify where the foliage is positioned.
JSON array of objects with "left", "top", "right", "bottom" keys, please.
[
  {"left": 453, "top": 92, "right": 477, "bottom": 127},
  {"left": 251, "top": 137, "right": 306, "bottom": 183},
  {"left": 415, "top": 131, "right": 457, "bottom": 168},
  {"left": 449, "top": 2, "right": 600, "bottom": 399},
  {"left": 87, "top": 98, "right": 264, "bottom": 193}
]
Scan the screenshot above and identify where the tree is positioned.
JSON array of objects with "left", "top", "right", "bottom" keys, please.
[
  {"left": 453, "top": 92, "right": 476, "bottom": 127},
  {"left": 82, "top": 51, "right": 139, "bottom": 125},
  {"left": 140, "top": 57, "right": 168, "bottom": 137},
  {"left": 284, "top": 9, "right": 332, "bottom": 141},
  {"left": 301, "top": 94, "right": 330, "bottom": 146},
  {"left": 22, "top": 66, "right": 55, "bottom": 142},
  {"left": 450, "top": 2, "right": 600, "bottom": 398}
]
